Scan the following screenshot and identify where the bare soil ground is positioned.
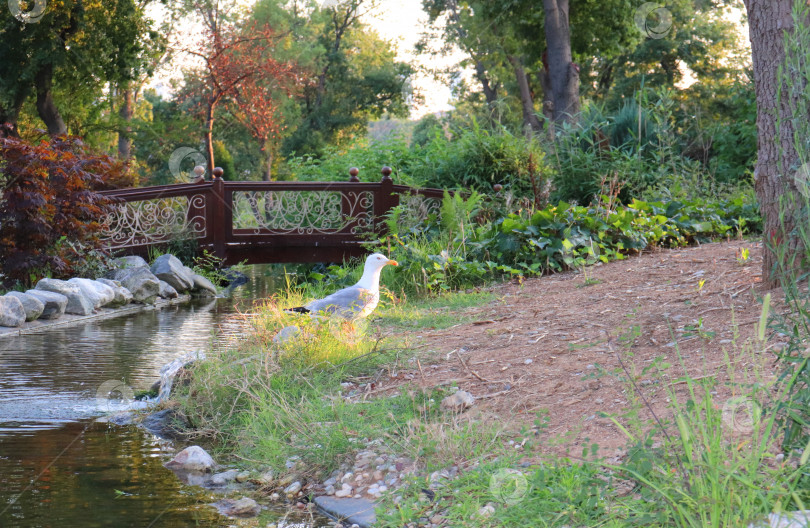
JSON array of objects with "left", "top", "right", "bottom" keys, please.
[{"left": 379, "top": 240, "right": 785, "bottom": 459}]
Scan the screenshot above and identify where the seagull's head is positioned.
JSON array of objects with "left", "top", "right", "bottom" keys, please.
[{"left": 364, "top": 253, "right": 398, "bottom": 274}]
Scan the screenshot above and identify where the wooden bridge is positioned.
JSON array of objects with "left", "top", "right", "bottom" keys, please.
[{"left": 98, "top": 167, "right": 444, "bottom": 265}]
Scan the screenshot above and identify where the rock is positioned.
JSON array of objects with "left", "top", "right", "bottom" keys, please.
[
  {"left": 112, "top": 255, "right": 149, "bottom": 270},
  {"left": 284, "top": 481, "right": 302, "bottom": 496},
  {"left": 235, "top": 471, "right": 251, "bottom": 483},
  {"left": 95, "top": 278, "right": 133, "bottom": 307},
  {"left": 158, "top": 280, "right": 179, "bottom": 299},
  {"left": 191, "top": 273, "right": 218, "bottom": 297},
  {"left": 141, "top": 408, "right": 189, "bottom": 440},
  {"left": 335, "top": 483, "right": 354, "bottom": 498},
  {"left": 35, "top": 278, "right": 95, "bottom": 315},
  {"left": 0, "top": 295, "right": 26, "bottom": 327},
  {"left": 211, "top": 469, "right": 239, "bottom": 486},
  {"left": 440, "top": 390, "right": 475, "bottom": 411},
  {"left": 106, "top": 267, "right": 160, "bottom": 304},
  {"left": 68, "top": 278, "right": 114, "bottom": 309},
  {"left": 313, "top": 496, "right": 376, "bottom": 528},
  {"left": 749, "top": 511, "right": 810, "bottom": 528},
  {"left": 164, "top": 445, "right": 216, "bottom": 473},
  {"left": 257, "top": 470, "right": 275, "bottom": 485},
  {"left": 24, "top": 290, "right": 68, "bottom": 319},
  {"left": 4, "top": 291, "right": 44, "bottom": 321},
  {"left": 212, "top": 497, "right": 261, "bottom": 518},
  {"left": 224, "top": 268, "right": 248, "bottom": 287},
  {"left": 151, "top": 254, "right": 196, "bottom": 292},
  {"left": 272, "top": 325, "right": 302, "bottom": 344},
  {"left": 477, "top": 503, "right": 495, "bottom": 517}
]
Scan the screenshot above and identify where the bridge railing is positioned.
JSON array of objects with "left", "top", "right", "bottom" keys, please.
[{"left": 98, "top": 166, "right": 445, "bottom": 264}]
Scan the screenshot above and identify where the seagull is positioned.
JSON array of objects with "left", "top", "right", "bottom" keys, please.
[{"left": 289, "top": 253, "right": 398, "bottom": 320}]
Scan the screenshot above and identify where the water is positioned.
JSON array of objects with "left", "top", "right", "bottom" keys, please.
[{"left": 0, "top": 265, "right": 329, "bottom": 527}]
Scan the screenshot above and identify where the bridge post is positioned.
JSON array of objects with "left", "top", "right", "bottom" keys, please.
[
  {"left": 208, "top": 167, "right": 227, "bottom": 260},
  {"left": 348, "top": 167, "right": 360, "bottom": 182},
  {"left": 375, "top": 166, "right": 398, "bottom": 233}
]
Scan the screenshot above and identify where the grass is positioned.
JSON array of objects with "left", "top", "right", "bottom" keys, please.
[
  {"left": 173, "top": 266, "right": 810, "bottom": 528},
  {"left": 175, "top": 286, "right": 501, "bottom": 478}
]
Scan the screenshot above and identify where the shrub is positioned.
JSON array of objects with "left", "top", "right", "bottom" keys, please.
[{"left": 0, "top": 133, "right": 130, "bottom": 286}]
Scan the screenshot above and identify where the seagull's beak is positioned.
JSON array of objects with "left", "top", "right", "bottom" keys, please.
[{"left": 387, "top": 259, "right": 399, "bottom": 267}]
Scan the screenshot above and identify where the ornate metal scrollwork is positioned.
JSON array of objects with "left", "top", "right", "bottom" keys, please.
[
  {"left": 231, "top": 190, "right": 374, "bottom": 234},
  {"left": 397, "top": 193, "right": 442, "bottom": 231},
  {"left": 99, "top": 194, "right": 206, "bottom": 249}
]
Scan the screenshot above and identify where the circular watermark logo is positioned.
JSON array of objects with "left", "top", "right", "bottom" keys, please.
[
  {"left": 634, "top": 2, "right": 673, "bottom": 39},
  {"left": 8, "top": 0, "right": 46, "bottom": 23},
  {"left": 721, "top": 396, "right": 761, "bottom": 434},
  {"left": 96, "top": 379, "right": 135, "bottom": 413},
  {"left": 168, "top": 147, "right": 206, "bottom": 182},
  {"left": 489, "top": 468, "right": 529, "bottom": 505},
  {"left": 793, "top": 162, "right": 810, "bottom": 198}
]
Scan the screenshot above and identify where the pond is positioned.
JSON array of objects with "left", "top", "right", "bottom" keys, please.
[{"left": 0, "top": 265, "right": 332, "bottom": 527}]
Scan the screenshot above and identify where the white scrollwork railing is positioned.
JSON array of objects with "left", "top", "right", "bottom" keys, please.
[
  {"left": 397, "top": 193, "right": 442, "bottom": 231},
  {"left": 231, "top": 190, "right": 374, "bottom": 234},
  {"left": 99, "top": 195, "right": 207, "bottom": 249}
]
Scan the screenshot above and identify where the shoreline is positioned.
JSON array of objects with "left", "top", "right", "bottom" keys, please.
[{"left": 0, "top": 294, "right": 196, "bottom": 338}]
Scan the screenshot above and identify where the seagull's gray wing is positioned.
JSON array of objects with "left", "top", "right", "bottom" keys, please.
[{"left": 305, "top": 286, "right": 375, "bottom": 319}]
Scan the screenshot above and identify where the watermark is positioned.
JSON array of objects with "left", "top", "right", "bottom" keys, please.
[
  {"left": 320, "top": 0, "right": 339, "bottom": 8},
  {"left": 489, "top": 468, "right": 529, "bottom": 505},
  {"left": 168, "top": 147, "right": 206, "bottom": 182},
  {"left": 95, "top": 379, "right": 135, "bottom": 413},
  {"left": 8, "top": 0, "right": 47, "bottom": 23},
  {"left": 721, "top": 396, "right": 761, "bottom": 434},
  {"left": 793, "top": 162, "right": 810, "bottom": 198},
  {"left": 634, "top": 2, "right": 673, "bottom": 39}
]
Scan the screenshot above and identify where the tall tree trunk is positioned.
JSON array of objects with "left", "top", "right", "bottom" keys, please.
[
  {"left": 204, "top": 100, "right": 216, "bottom": 175},
  {"left": 743, "top": 0, "right": 800, "bottom": 286},
  {"left": 262, "top": 140, "right": 273, "bottom": 182},
  {"left": 34, "top": 64, "right": 67, "bottom": 136},
  {"left": 118, "top": 83, "right": 134, "bottom": 160},
  {"left": 508, "top": 55, "right": 542, "bottom": 136},
  {"left": 446, "top": 0, "right": 499, "bottom": 113},
  {"left": 0, "top": 90, "right": 28, "bottom": 138},
  {"left": 542, "top": 0, "right": 580, "bottom": 124}
]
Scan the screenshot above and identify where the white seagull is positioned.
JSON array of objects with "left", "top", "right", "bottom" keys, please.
[{"left": 290, "top": 253, "right": 399, "bottom": 320}]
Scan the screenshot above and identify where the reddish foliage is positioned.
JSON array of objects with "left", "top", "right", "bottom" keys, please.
[
  {"left": 179, "top": 13, "right": 299, "bottom": 171},
  {"left": 0, "top": 132, "right": 132, "bottom": 286}
]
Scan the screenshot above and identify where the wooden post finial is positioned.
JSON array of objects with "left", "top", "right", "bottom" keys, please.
[
  {"left": 212, "top": 167, "right": 224, "bottom": 179},
  {"left": 349, "top": 167, "right": 360, "bottom": 182},
  {"left": 381, "top": 166, "right": 392, "bottom": 181}
]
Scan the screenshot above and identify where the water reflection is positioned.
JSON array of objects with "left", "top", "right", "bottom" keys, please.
[{"left": 0, "top": 265, "right": 329, "bottom": 527}]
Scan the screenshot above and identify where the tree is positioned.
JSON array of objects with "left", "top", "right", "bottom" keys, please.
[
  {"left": 272, "top": 0, "right": 413, "bottom": 157},
  {"left": 0, "top": 0, "right": 159, "bottom": 138},
  {"left": 180, "top": 0, "right": 297, "bottom": 174},
  {"left": 742, "top": 0, "right": 803, "bottom": 284}
]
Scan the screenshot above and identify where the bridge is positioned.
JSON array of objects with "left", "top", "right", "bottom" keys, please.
[{"left": 98, "top": 167, "right": 444, "bottom": 265}]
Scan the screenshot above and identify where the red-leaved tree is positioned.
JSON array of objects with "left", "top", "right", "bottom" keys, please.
[
  {"left": 0, "top": 131, "right": 132, "bottom": 286},
  {"left": 181, "top": 3, "right": 298, "bottom": 176}
]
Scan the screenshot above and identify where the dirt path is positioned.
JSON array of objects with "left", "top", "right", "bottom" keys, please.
[{"left": 380, "top": 240, "right": 784, "bottom": 458}]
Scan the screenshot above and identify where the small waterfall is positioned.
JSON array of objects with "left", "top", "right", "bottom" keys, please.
[{"left": 157, "top": 350, "right": 206, "bottom": 402}]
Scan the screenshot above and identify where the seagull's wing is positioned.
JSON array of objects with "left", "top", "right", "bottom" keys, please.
[{"left": 305, "top": 286, "right": 376, "bottom": 319}]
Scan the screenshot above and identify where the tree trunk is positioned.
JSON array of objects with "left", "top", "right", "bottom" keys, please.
[
  {"left": 542, "top": 0, "right": 580, "bottom": 123},
  {"left": 743, "top": 0, "right": 800, "bottom": 286},
  {"left": 0, "top": 90, "right": 27, "bottom": 138},
  {"left": 509, "top": 55, "right": 542, "bottom": 136},
  {"left": 35, "top": 64, "right": 67, "bottom": 136},
  {"left": 204, "top": 100, "right": 216, "bottom": 176},
  {"left": 118, "top": 84, "right": 134, "bottom": 160},
  {"left": 262, "top": 140, "right": 273, "bottom": 182}
]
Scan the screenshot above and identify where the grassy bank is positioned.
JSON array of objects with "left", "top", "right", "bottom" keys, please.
[{"left": 171, "top": 262, "right": 809, "bottom": 527}]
